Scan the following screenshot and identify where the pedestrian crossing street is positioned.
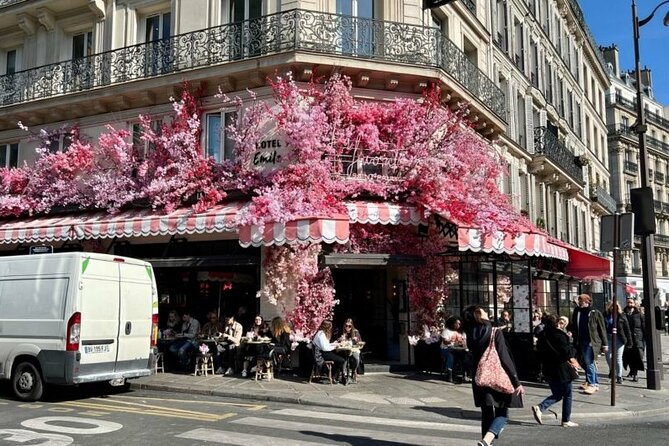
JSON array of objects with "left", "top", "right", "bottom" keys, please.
[{"left": 176, "top": 408, "right": 481, "bottom": 445}]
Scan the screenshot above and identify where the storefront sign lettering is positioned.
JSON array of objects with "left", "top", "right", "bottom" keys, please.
[{"left": 252, "top": 138, "right": 287, "bottom": 170}]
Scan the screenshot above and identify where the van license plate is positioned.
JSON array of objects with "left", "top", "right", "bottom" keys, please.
[
  {"left": 109, "top": 378, "right": 126, "bottom": 387},
  {"left": 84, "top": 345, "right": 110, "bottom": 354}
]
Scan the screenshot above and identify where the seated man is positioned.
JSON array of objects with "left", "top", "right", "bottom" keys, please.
[
  {"left": 201, "top": 311, "right": 223, "bottom": 337},
  {"left": 168, "top": 310, "right": 200, "bottom": 371},
  {"left": 216, "top": 314, "right": 242, "bottom": 376}
]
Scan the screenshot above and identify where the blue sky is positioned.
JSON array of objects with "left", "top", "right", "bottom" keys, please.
[{"left": 581, "top": 0, "right": 669, "bottom": 106}]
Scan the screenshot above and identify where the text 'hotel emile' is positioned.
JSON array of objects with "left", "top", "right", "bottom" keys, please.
[{"left": 0, "top": 0, "right": 617, "bottom": 364}]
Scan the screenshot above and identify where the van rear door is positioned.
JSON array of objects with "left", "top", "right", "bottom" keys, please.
[
  {"left": 115, "top": 260, "right": 154, "bottom": 373},
  {"left": 78, "top": 257, "right": 120, "bottom": 374}
]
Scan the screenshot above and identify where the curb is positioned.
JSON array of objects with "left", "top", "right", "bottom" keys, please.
[{"left": 130, "top": 381, "right": 669, "bottom": 422}]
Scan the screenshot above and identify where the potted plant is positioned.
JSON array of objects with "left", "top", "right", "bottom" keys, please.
[{"left": 535, "top": 217, "right": 546, "bottom": 229}]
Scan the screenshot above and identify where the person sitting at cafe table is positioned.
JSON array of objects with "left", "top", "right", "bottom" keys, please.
[
  {"left": 312, "top": 320, "right": 347, "bottom": 385},
  {"left": 201, "top": 311, "right": 223, "bottom": 338},
  {"left": 239, "top": 315, "right": 271, "bottom": 377},
  {"left": 216, "top": 314, "right": 243, "bottom": 376},
  {"left": 440, "top": 316, "right": 467, "bottom": 382},
  {"left": 337, "top": 318, "right": 363, "bottom": 383},
  {"left": 162, "top": 310, "right": 180, "bottom": 338},
  {"left": 168, "top": 310, "right": 200, "bottom": 371},
  {"left": 269, "top": 316, "right": 292, "bottom": 369}
]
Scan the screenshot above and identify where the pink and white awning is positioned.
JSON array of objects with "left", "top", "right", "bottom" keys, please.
[
  {"left": 238, "top": 216, "right": 349, "bottom": 248},
  {"left": 457, "top": 227, "right": 569, "bottom": 261},
  {"left": 0, "top": 202, "right": 244, "bottom": 244},
  {"left": 345, "top": 201, "right": 426, "bottom": 225}
]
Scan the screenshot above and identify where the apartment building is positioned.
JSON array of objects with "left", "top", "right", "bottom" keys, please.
[
  {"left": 0, "top": 0, "right": 611, "bottom": 361},
  {"left": 603, "top": 45, "right": 669, "bottom": 306}
]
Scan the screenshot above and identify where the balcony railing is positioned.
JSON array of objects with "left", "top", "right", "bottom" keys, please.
[
  {"left": 623, "top": 160, "right": 638, "bottom": 174},
  {"left": 608, "top": 124, "right": 635, "bottom": 138},
  {"left": 590, "top": 184, "right": 617, "bottom": 214},
  {"left": 608, "top": 93, "right": 669, "bottom": 130},
  {"left": 655, "top": 234, "right": 669, "bottom": 247},
  {"left": 533, "top": 127, "right": 584, "bottom": 184},
  {"left": 0, "top": 0, "right": 27, "bottom": 7},
  {"left": 565, "top": 0, "right": 607, "bottom": 72},
  {"left": 0, "top": 9, "right": 506, "bottom": 121},
  {"left": 461, "top": 0, "right": 477, "bottom": 15},
  {"left": 608, "top": 124, "right": 669, "bottom": 156}
]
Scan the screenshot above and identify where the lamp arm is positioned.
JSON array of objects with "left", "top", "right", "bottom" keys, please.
[{"left": 638, "top": 0, "right": 669, "bottom": 27}]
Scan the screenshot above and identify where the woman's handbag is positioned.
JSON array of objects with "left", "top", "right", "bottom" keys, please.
[
  {"left": 475, "top": 327, "right": 515, "bottom": 394},
  {"left": 565, "top": 357, "right": 580, "bottom": 380}
]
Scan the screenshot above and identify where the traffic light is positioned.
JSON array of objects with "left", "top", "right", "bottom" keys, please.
[
  {"left": 630, "top": 187, "right": 656, "bottom": 235},
  {"left": 423, "top": 0, "right": 457, "bottom": 9}
]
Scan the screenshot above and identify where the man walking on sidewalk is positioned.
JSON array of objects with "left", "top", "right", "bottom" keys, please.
[{"left": 571, "top": 294, "right": 607, "bottom": 394}]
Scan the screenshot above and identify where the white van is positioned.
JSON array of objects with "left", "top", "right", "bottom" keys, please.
[{"left": 0, "top": 252, "right": 158, "bottom": 401}]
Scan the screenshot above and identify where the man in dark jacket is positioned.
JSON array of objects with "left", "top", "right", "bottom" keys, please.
[{"left": 570, "top": 294, "right": 607, "bottom": 394}]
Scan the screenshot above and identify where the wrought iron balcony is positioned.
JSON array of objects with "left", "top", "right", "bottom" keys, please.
[
  {"left": 461, "top": 0, "right": 477, "bottom": 15},
  {"left": 0, "top": 0, "right": 27, "bottom": 7},
  {"left": 533, "top": 126, "right": 584, "bottom": 184},
  {"left": 0, "top": 9, "right": 506, "bottom": 121},
  {"left": 608, "top": 124, "right": 635, "bottom": 138},
  {"left": 623, "top": 160, "right": 638, "bottom": 174},
  {"left": 655, "top": 234, "right": 669, "bottom": 247},
  {"left": 608, "top": 94, "right": 669, "bottom": 130},
  {"left": 590, "top": 184, "right": 617, "bottom": 214}
]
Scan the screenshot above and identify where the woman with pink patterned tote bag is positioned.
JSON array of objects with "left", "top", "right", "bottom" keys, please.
[{"left": 463, "top": 305, "right": 525, "bottom": 446}]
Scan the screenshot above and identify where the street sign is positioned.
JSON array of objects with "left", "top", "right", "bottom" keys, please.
[
  {"left": 29, "top": 245, "right": 54, "bottom": 255},
  {"left": 600, "top": 213, "right": 635, "bottom": 252}
]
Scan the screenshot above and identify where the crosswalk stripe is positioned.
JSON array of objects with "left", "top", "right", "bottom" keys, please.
[
  {"left": 271, "top": 408, "right": 479, "bottom": 433},
  {"left": 230, "top": 416, "right": 470, "bottom": 446},
  {"left": 177, "top": 428, "right": 325, "bottom": 446}
]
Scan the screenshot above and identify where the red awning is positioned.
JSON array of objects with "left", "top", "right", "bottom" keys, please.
[
  {"left": 564, "top": 245, "right": 612, "bottom": 280},
  {"left": 0, "top": 202, "right": 245, "bottom": 244}
]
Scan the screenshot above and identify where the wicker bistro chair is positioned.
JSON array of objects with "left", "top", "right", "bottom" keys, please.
[{"left": 309, "top": 345, "right": 334, "bottom": 385}]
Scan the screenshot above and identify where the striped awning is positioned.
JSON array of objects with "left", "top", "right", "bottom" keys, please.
[
  {"left": 238, "top": 216, "right": 350, "bottom": 248},
  {"left": 345, "top": 201, "right": 426, "bottom": 225},
  {"left": 457, "top": 227, "right": 569, "bottom": 261},
  {"left": 0, "top": 202, "right": 244, "bottom": 244}
]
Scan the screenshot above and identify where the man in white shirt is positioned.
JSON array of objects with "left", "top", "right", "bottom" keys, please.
[{"left": 217, "top": 314, "right": 243, "bottom": 375}]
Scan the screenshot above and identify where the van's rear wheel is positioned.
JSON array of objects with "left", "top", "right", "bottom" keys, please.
[{"left": 11, "top": 362, "right": 44, "bottom": 402}]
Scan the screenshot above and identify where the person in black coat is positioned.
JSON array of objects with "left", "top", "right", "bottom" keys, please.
[
  {"left": 463, "top": 305, "right": 525, "bottom": 446},
  {"left": 605, "top": 301, "right": 632, "bottom": 384},
  {"left": 532, "top": 314, "right": 579, "bottom": 427},
  {"left": 623, "top": 298, "right": 645, "bottom": 381}
]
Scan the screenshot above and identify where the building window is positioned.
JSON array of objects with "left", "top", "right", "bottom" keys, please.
[
  {"left": 205, "top": 111, "right": 238, "bottom": 162},
  {"left": 46, "top": 132, "right": 74, "bottom": 153},
  {"left": 5, "top": 49, "right": 17, "bottom": 75},
  {"left": 0, "top": 143, "right": 19, "bottom": 168},
  {"left": 132, "top": 120, "right": 162, "bottom": 160}
]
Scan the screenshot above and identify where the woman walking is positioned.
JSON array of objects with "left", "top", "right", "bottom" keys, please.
[
  {"left": 532, "top": 314, "right": 579, "bottom": 427},
  {"left": 623, "top": 298, "right": 645, "bottom": 382},
  {"left": 463, "top": 305, "right": 525, "bottom": 446},
  {"left": 605, "top": 301, "right": 632, "bottom": 384}
]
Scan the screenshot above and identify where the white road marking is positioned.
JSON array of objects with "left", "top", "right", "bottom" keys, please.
[
  {"left": 21, "top": 417, "right": 122, "bottom": 435},
  {"left": 177, "top": 428, "right": 325, "bottom": 446},
  {"left": 230, "top": 416, "right": 471, "bottom": 446},
  {"left": 0, "top": 429, "right": 73, "bottom": 446},
  {"left": 271, "top": 408, "right": 479, "bottom": 433}
]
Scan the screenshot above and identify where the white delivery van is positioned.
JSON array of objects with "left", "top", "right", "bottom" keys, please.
[{"left": 0, "top": 252, "right": 158, "bottom": 401}]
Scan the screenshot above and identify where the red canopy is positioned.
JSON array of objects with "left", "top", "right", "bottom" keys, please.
[{"left": 559, "top": 243, "right": 611, "bottom": 280}]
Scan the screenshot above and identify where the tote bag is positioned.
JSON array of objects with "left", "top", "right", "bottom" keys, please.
[{"left": 475, "top": 327, "right": 515, "bottom": 394}]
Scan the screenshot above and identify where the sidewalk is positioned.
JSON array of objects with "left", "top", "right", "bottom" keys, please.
[{"left": 131, "top": 333, "right": 669, "bottom": 422}]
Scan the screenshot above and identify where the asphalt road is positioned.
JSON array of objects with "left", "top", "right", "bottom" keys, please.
[{"left": 0, "top": 383, "right": 667, "bottom": 446}]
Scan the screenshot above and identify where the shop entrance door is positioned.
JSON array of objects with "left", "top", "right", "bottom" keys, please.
[{"left": 332, "top": 269, "right": 399, "bottom": 362}]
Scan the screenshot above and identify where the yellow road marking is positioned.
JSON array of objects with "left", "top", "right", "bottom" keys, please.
[
  {"left": 48, "top": 407, "right": 75, "bottom": 413},
  {"left": 79, "top": 411, "right": 110, "bottom": 417},
  {"left": 112, "top": 395, "right": 266, "bottom": 411},
  {"left": 56, "top": 401, "right": 235, "bottom": 422},
  {"left": 91, "top": 397, "right": 228, "bottom": 418}
]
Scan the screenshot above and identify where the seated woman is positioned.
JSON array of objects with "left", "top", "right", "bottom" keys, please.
[
  {"left": 337, "top": 318, "right": 363, "bottom": 383},
  {"left": 240, "top": 315, "right": 271, "bottom": 378},
  {"left": 440, "top": 316, "right": 467, "bottom": 382},
  {"left": 312, "top": 320, "right": 347, "bottom": 385},
  {"left": 269, "top": 316, "right": 292, "bottom": 369}
]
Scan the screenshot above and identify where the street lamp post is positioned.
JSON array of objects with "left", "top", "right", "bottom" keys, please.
[{"left": 631, "top": 0, "right": 669, "bottom": 390}]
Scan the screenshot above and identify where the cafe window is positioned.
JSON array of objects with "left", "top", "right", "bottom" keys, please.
[
  {"left": 205, "top": 111, "right": 238, "bottom": 163},
  {"left": 0, "top": 143, "right": 19, "bottom": 168}
]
